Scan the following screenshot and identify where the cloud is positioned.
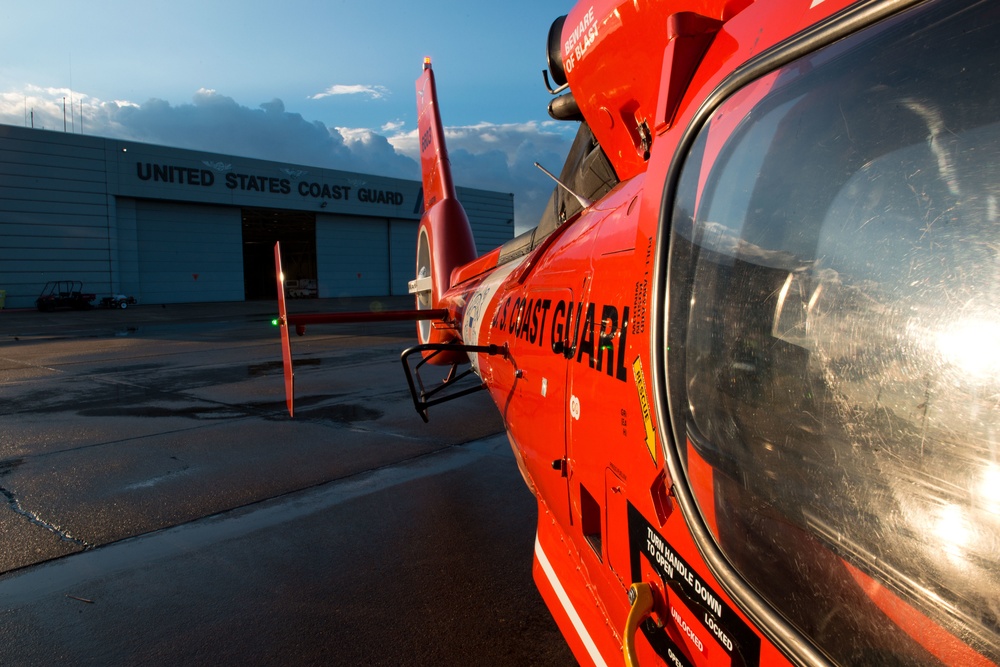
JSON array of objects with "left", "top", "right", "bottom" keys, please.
[
  {"left": 309, "top": 84, "right": 390, "bottom": 100},
  {"left": 0, "top": 85, "right": 104, "bottom": 132},
  {"left": 389, "top": 121, "right": 576, "bottom": 230},
  {"left": 1, "top": 85, "right": 574, "bottom": 231}
]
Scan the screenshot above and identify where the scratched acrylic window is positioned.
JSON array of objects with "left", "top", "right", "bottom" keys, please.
[{"left": 666, "top": 0, "right": 1000, "bottom": 665}]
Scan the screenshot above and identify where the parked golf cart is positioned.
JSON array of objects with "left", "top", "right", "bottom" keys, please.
[{"left": 35, "top": 281, "right": 96, "bottom": 311}]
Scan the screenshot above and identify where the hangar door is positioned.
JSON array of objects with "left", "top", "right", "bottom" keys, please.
[
  {"left": 242, "top": 208, "right": 316, "bottom": 300},
  {"left": 316, "top": 216, "right": 417, "bottom": 298},
  {"left": 136, "top": 201, "right": 244, "bottom": 304},
  {"left": 389, "top": 219, "right": 418, "bottom": 296}
]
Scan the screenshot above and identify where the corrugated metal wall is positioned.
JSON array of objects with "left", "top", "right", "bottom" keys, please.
[
  {"left": 0, "top": 124, "right": 515, "bottom": 309},
  {"left": 457, "top": 188, "right": 515, "bottom": 255},
  {"left": 0, "top": 126, "right": 113, "bottom": 306}
]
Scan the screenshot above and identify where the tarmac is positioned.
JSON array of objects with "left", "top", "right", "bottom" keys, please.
[{"left": 0, "top": 297, "right": 576, "bottom": 665}]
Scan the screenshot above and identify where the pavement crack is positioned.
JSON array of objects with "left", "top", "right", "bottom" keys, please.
[{"left": 0, "top": 487, "right": 91, "bottom": 548}]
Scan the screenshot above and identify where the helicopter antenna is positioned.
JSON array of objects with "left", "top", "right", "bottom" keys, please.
[{"left": 534, "top": 162, "right": 592, "bottom": 209}]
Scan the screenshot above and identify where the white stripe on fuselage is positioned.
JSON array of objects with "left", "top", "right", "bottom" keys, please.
[
  {"left": 461, "top": 256, "right": 526, "bottom": 374},
  {"left": 534, "top": 535, "right": 609, "bottom": 667}
]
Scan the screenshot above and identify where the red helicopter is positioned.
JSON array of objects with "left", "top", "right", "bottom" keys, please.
[{"left": 274, "top": 0, "right": 1000, "bottom": 664}]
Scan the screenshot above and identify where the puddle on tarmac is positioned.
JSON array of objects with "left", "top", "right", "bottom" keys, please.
[
  {"left": 0, "top": 459, "right": 25, "bottom": 476},
  {"left": 79, "top": 405, "right": 246, "bottom": 420},
  {"left": 246, "top": 358, "right": 322, "bottom": 377},
  {"left": 299, "top": 403, "right": 381, "bottom": 423}
]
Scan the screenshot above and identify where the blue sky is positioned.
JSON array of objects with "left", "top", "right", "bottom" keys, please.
[{"left": 0, "top": 1, "right": 576, "bottom": 231}]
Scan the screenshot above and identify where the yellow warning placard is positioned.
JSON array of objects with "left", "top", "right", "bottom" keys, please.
[{"left": 632, "top": 356, "right": 656, "bottom": 464}]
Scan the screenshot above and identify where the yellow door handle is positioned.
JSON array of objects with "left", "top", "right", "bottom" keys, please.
[{"left": 623, "top": 582, "right": 654, "bottom": 667}]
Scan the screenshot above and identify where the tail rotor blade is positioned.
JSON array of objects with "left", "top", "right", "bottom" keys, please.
[{"left": 274, "top": 242, "right": 295, "bottom": 417}]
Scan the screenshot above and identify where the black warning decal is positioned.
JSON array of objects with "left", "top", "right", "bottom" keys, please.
[{"left": 628, "top": 502, "right": 761, "bottom": 667}]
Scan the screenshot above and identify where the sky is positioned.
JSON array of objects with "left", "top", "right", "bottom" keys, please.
[{"left": 0, "top": 0, "right": 576, "bottom": 232}]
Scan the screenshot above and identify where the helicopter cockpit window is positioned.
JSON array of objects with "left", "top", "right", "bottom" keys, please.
[{"left": 665, "top": 0, "right": 1000, "bottom": 664}]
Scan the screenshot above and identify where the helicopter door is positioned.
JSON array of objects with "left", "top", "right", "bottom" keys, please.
[{"left": 503, "top": 287, "right": 573, "bottom": 530}]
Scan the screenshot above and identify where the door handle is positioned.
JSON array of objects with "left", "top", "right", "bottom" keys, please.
[{"left": 623, "top": 582, "right": 654, "bottom": 667}]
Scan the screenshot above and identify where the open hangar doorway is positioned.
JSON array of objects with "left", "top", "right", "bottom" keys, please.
[{"left": 242, "top": 208, "right": 317, "bottom": 300}]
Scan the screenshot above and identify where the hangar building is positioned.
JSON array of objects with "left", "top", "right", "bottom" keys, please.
[{"left": 0, "top": 124, "right": 514, "bottom": 309}]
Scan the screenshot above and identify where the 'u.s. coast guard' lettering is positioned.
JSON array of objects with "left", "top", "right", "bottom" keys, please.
[{"left": 491, "top": 294, "right": 629, "bottom": 382}]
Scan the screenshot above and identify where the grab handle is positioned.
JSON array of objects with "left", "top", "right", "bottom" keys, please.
[{"left": 623, "top": 582, "right": 654, "bottom": 667}]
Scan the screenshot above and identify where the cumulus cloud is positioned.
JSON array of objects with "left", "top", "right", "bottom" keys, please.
[
  {"left": 2, "top": 85, "right": 573, "bottom": 231},
  {"left": 389, "top": 121, "right": 574, "bottom": 228},
  {"left": 309, "top": 84, "right": 390, "bottom": 100},
  {"left": 1, "top": 85, "right": 103, "bottom": 132}
]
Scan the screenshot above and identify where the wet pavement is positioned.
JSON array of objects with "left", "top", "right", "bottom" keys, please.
[{"left": 0, "top": 299, "right": 575, "bottom": 665}]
